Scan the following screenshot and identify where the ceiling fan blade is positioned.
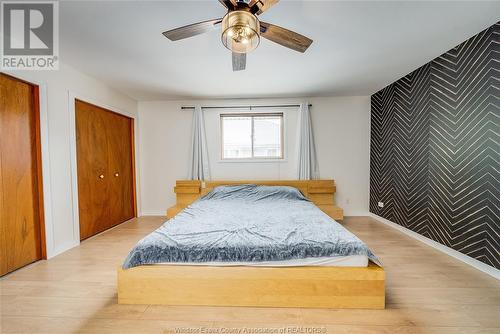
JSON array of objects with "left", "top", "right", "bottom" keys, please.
[
  {"left": 163, "top": 18, "right": 222, "bottom": 41},
  {"left": 232, "top": 52, "right": 246, "bottom": 71},
  {"left": 260, "top": 21, "right": 312, "bottom": 53},
  {"left": 250, "top": 0, "right": 279, "bottom": 15},
  {"left": 219, "top": 0, "right": 237, "bottom": 9}
]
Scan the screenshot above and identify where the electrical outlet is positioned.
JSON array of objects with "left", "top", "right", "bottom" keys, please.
[
  {"left": 345, "top": 198, "right": 350, "bottom": 205},
  {"left": 378, "top": 201, "right": 384, "bottom": 208}
]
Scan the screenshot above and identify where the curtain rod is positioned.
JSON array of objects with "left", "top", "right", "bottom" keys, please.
[{"left": 181, "top": 104, "right": 312, "bottom": 110}]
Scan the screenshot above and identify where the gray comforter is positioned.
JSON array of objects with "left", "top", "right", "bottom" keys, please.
[{"left": 123, "top": 185, "right": 379, "bottom": 269}]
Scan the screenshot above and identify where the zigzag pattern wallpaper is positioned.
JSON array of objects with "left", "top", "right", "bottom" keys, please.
[{"left": 370, "top": 22, "right": 500, "bottom": 269}]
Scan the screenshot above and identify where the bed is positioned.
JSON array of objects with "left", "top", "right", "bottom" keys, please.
[{"left": 117, "top": 180, "right": 385, "bottom": 309}]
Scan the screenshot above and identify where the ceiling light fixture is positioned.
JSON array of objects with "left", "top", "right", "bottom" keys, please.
[{"left": 221, "top": 11, "right": 260, "bottom": 53}]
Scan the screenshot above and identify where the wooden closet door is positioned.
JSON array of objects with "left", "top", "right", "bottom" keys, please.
[
  {"left": 0, "top": 74, "right": 43, "bottom": 276},
  {"left": 75, "top": 100, "right": 135, "bottom": 240},
  {"left": 75, "top": 100, "right": 110, "bottom": 240},
  {"left": 106, "top": 111, "right": 135, "bottom": 226}
]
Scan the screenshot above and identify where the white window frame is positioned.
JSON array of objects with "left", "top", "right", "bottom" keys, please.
[{"left": 220, "top": 112, "right": 285, "bottom": 161}]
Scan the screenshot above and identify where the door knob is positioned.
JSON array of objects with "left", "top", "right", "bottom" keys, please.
[
  {"left": 114, "top": 173, "right": 119, "bottom": 177},
  {"left": 99, "top": 174, "right": 104, "bottom": 179}
]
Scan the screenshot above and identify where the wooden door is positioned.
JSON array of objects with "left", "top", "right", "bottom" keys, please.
[
  {"left": 106, "top": 110, "right": 135, "bottom": 227},
  {"left": 75, "top": 100, "right": 111, "bottom": 240},
  {"left": 75, "top": 100, "right": 135, "bottom": 240},
  {"left": 0, "top": 74, "right": 45, "bottom": 276}
]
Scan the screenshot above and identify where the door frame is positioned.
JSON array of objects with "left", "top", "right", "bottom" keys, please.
[
  {"left": 68, "top": 92, "right": 139, "bottom": 242},
  {"left": 0, "top": 73, "right": 48, "bottom": 260}
]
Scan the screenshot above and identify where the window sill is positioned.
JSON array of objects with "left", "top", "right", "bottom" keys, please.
[{"left": 218, "top": 158, "right": 288, "bottom": 163}]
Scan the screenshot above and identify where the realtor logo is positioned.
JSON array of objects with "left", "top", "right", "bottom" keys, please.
[{"left": 1, "top": 1, "right": 59, "bottom": 70}]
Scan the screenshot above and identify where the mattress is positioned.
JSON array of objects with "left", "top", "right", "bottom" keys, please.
[
  {"left": 154, "top": 255, "right": 369, "bottom": 267},
  {"left": 123, "top": 184, "right": 380, "bottom": 269}
]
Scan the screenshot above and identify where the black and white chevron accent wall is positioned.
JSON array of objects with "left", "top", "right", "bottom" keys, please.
[{"left": 370, "top": 22, "right": 500, "bottom": 269}]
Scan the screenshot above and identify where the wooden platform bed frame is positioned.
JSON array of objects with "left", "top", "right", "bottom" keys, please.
[{"left": 117, "top": 180, "right": 385, "bottom": 309}]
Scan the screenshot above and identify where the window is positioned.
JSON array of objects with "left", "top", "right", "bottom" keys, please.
[{"left": 221, "top": 113, "right": 283, "bottom": 160}]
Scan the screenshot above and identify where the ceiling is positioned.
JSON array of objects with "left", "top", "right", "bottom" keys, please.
[{"left": 60, "top": 1, "right": 500, "bottom": 101}]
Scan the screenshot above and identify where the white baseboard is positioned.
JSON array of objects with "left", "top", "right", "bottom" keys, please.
[
  {"left": 139, "top": 211, "right": 167, "bottom": 217},
  {"left": 369, "top": 213, "right": 500, "bottom": 280},
  {"left": 344, "top": 212, "right": 370, "bottom": 217},
  {"left": 48, "top": 240, "right": 80, "bottom": 259}
]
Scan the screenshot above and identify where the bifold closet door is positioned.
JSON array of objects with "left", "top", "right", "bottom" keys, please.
[
  {"left": 75, "top": 100, "right": 135, "bottom": 240},
  {"left": 0, "top": 74, "right": 44, "bottom": 276},
  {"left": 105, "top": 108, "right": 135, "bottom": 227}
]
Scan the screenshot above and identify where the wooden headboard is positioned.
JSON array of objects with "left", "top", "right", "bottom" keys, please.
[{"left": 166, "top": 180, "right": 343, "bottom": 221}]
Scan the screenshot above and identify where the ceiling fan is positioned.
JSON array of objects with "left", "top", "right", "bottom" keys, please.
[{"left": 162, "top": 0, "right": 313, "bottom": 71}]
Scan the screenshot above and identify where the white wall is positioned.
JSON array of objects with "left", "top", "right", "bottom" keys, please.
[
  {"left": 138, "top": 96, "right": 370, "bottom": 216},
  {"left": 4, "top": 63, "right": 138, "bottom": 258}
]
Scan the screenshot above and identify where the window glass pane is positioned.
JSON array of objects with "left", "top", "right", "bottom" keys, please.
[
  {"left": 253, "top": 116, "right": 282, "bottom": 158},
  {"left": 222, "top": 116, "right": 252, "bottom": 158}
]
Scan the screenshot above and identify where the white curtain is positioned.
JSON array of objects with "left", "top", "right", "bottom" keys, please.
[
  {"left": 297, "top": 102, "right": 319, "bottom": 180},
  {"left": 188, "top": 106, "right": 210, "bottom": 180}
]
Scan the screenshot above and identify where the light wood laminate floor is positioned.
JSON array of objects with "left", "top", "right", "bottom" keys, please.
[{"left": 1, "top": 216, "right": 499, "bottom": 334}]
